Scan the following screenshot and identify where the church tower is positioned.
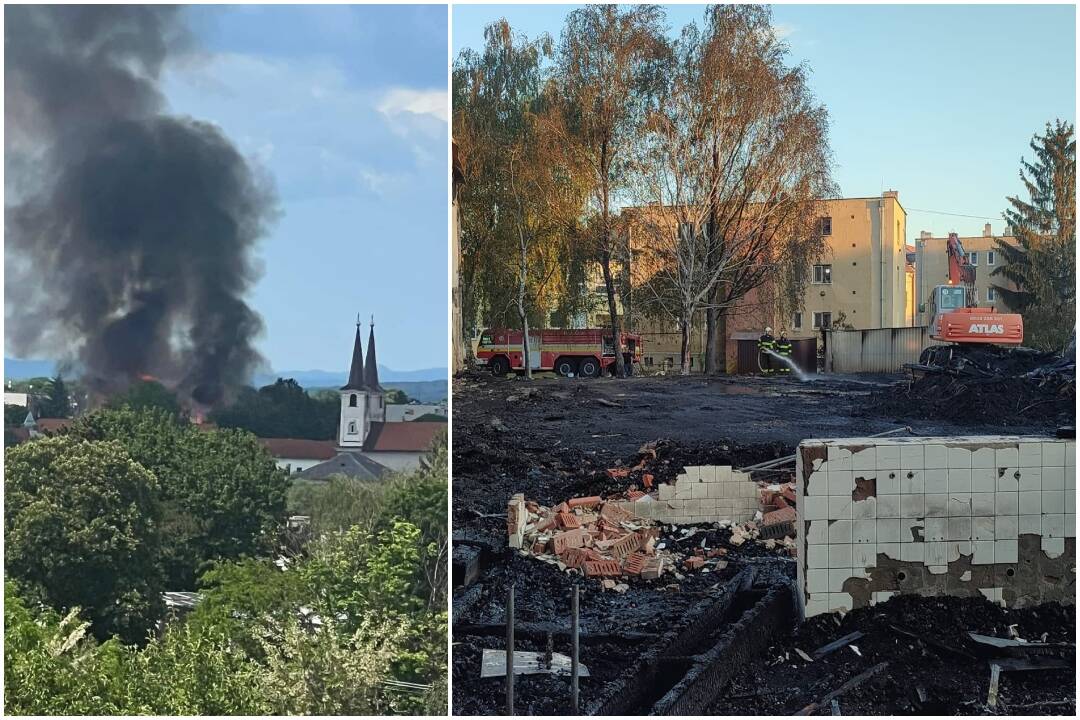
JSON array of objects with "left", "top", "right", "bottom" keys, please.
[
  {"left": 338, "top": 317, "right": 369, "bottom": 448},
  {"left": 364, "top": 317, "right": 386, "bottom": 424}
]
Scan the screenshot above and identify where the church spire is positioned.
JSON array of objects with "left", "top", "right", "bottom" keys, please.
[
  {"left": 364, "top": 316, "right": 382, "bottom": 391},
  {"left": 341, "top": 314, "right": 366, "bottom": 391}
]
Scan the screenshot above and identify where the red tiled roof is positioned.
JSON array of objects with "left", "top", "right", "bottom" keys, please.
[
  {"left": 364, "top": 421, "right": 444, "bottom": 453},
  {"left": 258, "top": 438, "right": 337, "bottom": 460},
  {"left": 37, "top": 418, "right": 73, "bottom": 433}
]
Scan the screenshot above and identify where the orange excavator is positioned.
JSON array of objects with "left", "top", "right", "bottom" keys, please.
[{"left": 918, "top": 232, "right": 1024, "bottom": 368}]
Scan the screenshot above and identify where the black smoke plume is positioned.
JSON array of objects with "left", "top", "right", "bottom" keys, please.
[{"left": 5, "top": 5, "right": 276, "bottom": 406}]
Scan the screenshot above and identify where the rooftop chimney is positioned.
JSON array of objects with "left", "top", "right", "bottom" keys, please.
[
  {"left": 883, "top": 190, "right": 899, "bottom": 199},
  {"left": 983, "top": 223, "right": 992, "bottom": 237},
  {"left": 919, "top": 230, "right": 932, "bottom": 240}
]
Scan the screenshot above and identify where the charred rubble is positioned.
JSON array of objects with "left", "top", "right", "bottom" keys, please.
[
  {"left": 863, "top": 345, "right": 1075, "bottom": 428},
  {"left": 453, "top": 374, "right": 1076, "bottom": 716}
]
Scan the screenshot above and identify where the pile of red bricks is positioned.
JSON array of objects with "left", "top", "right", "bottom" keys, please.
[{"left": 508, "top": 493, "right": 686, "bottom": 587}]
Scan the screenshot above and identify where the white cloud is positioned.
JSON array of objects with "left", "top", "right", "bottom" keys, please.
[
  {"left": 377, "top": 88, "right": 448, "bottom": 123},
  {"left": 772, "top": 23, "right": 796, "bottom": 41}
]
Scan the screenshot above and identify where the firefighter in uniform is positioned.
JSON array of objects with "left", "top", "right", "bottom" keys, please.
[
  {"left": 775, "top": 331, "right": 793, "bottom": 374},
  {"left": 757, "top": 327, "right": 776, "bottom": 374}
]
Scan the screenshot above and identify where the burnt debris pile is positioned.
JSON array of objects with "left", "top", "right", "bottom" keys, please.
[
  {"left": 709, "top": 594, "right": 1075, "bottom": 715},
  {"left": 5, "top": 6, "right": 277, "bottom": 406},
  {"left": 865, "top": 345, "right": 1075, "bottom": 427}
]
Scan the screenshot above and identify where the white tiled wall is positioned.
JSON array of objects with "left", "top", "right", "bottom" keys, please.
[
  {"left": 797, "top": 436, "right": 1076, "bottom": 617},
  {"left": 617, "top": 465, "right": 759, "bottom": 524}
]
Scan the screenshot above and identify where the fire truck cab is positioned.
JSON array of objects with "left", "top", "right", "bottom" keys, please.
[{"left": 475, "top": 328, "right": 644, "bottom": 377}]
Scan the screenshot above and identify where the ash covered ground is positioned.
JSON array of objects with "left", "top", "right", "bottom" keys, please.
[{"left": 452, "top": 371, "right": 1074, "bottom": 715}]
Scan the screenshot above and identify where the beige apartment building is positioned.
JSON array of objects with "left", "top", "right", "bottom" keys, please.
[
  {"left": 531, "top": 191, "right": 1020, "bottom": 373},
  {"left": 913, "top": 223, "right": 1020, "bottom": 325},
  {"left": 611, "top": 192, "right": 910, "bottom": 369},
  {"left": 789, "top": 191, "right": 909, "bottom": 335}
]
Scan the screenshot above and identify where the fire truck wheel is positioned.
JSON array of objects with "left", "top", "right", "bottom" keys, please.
[
  {"left": 490, "top": 356, "right": 510, "bottom": 376},
  {"left": 579, "top": 358, "right": 600, "bottom": 378},
  {"left": 555, "top": 357, "right": 577, "bottom": 377}
]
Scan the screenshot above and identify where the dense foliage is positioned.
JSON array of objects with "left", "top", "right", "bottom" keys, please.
[
  {"left": 5, "top": 417, "right": 448, "bottom": 714},
  {"left": 37, "top": 374, "right": 73, "bottom": 418},
  {"left": 210, "top": 378, "right": 339, "bottom": 440},
  {"left": 5, "top": 437, "right": 164, "bottom": 644},
  {"left": 107, "top": 379, "right": 182, "bottom": 416},
  {"left": 67, "top": 407, "right": 290, "bottom": 588}
]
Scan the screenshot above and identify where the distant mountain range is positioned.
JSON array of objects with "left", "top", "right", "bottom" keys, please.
[{"left": 5, "top": 358, "right": 446, "bottom": 387}]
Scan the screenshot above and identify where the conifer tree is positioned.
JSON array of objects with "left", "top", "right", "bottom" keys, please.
[{"left": 993, "top": 120, "right": 1076, "bottom": 351}]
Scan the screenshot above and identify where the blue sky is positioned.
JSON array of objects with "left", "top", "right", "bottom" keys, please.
[
  {"left": 454, "top": 3, "right": 1076, "bottom": 239},
  {"left": 165, "top": 5, "right": 448, "bottom": 372}
]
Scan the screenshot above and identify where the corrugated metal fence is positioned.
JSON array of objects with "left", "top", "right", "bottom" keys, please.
[{"left": 825, "top": 327, "right": 944, "bottom": 373}]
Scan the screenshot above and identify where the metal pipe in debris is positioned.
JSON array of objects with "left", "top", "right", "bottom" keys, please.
[
  {"left": 570, "top": 584, "right": 580, "bottom": 714},
  {"left": 506, "top": 585, "right": 515, "bottom": 715},
  {"left": 738, "top": 427, "right": 914, "bottom": 473}
]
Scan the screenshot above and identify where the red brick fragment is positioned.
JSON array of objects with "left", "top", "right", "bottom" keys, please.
[
  {"left": 584, "top": 560, "right": 621, "bottom": 578},
  {"left": 551, "top": 528, "right": 587, "bottom": 554},
  {"left": 562, "top": 547, "right": 590, "bottom": 569},
  {"left": 782, "top": 486, "right": 798, "bottom": 504},
  {"left": 535, "top": 516, "right": 557, "bottom": 533},
  {"left": 623, "top": 552, "right": 647, "bottom": 575},
  {"left": 531, "top": 541, "right": 548, "bottom": 555},
  {"left": 606, "top": 468, "right": 630, "bottom": 479},
  {"left": 684, "top": 556, "right": 705, "bottom": 571},
  {"left": 707, "top": 548, "right": 728, "bottom": 558},
  {"left": 568, "top": 495, "right": 602, "bottom": 509},
  {"left": 762, "top": 506, "right": 797, "bottom": 527},
  {"left": 557, "top": 512, "right": 581, "bottom": 529},
  {"left": 627, "top": 489, "right": 646, "bottom": 501},
  {"left": 610, "top": 532, "right": 641, "bottom": 559},
  {"left": 643, "top": 473, "right": 654, "bottom": 489},
  {"left": 775, "top": 495, "right": 790, "bottom": 509},
  {"left": 553, "top": 502, "right": 569, "bottom": 513}
]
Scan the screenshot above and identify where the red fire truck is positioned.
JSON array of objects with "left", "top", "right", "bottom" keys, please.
[{"left": 475, "top": 328, "right": 644, "bottom": 377}]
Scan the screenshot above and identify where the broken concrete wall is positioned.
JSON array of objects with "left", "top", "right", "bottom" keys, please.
[
  {"left": 616, "top": 466, "right": 759, "bottom": 524},
  {"left": 796, "top": 436, "right": 1076, "bottom": 617}
]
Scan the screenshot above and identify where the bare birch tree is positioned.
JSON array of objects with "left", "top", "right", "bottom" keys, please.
[
  {"left": 553, "top": 5, "right": 668, "bottom": 378},
  {"left": 629, "top": 7, "right": 834, "bottom": 374},
  {"left": 681, "top": 5, "right": 837, "bottom": 374}
]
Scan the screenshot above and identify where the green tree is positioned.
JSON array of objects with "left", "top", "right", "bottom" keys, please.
[
  {"left": 993, "top": 120, "right": 1076, "bottom": 351},
  {"left": 384, "top": 388, "right": 409, "bottom": 404},
  {"left": 210, "top": 378, "right": 338, "bottom": 439},
  {"left": 5, "top": 437, "right": 163, "bottom": 644},
  {"left": 289, "top": 474, "right": 386, "bottom": 535},
  {"left": 5, "top": 403, "right": 29, "bottom": 427},
  {"left": 108, "top": 379, "right": 181, "bottom": 416},
  {"left": 554, "top": 4, "right": 668, "bottom": 377},
  {"left": 377, "top": 435, "right": 448, "bottom": 609},
  {"left": 4, "top": 582, "right": 131, "bottom": 715},
  {"left": 68, "top": 407, "right": 290, "bottom": 588},
  {"left": 37, "top": 374, "right": 73, "bottom": 418},
  {"left": 4, "top": 581, "right": 271, "bottom": 715}
]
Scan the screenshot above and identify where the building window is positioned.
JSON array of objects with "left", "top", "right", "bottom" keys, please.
[
  {"left": 349, "top": 394, "right": 357, "bottom": 407},
  {"left": 987, "top": 250, "right": 995, "bottom": 266},
  {"left": 348, "top": 421, "right": 357, "bottom": 434},
  {"left": 813, "top": 312, "right": 832, "bottom": 329},
  {"left": 644, "top": 356, "right": 654, "bottom": 366},
  {"left": 968, "top": 251, "right": 978, "bottom": 266},
  {"left": 987, "top": 287, "right": 996, "bottom": 302},
  {"left": 793, "top": 312, "right": 802, "bottom": 330},
  {"left": 818, "top": 217, "right": 832, "bottom": 236},
  {"left": 813, "top": 264, "right": 832, "bottom": 284}
]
